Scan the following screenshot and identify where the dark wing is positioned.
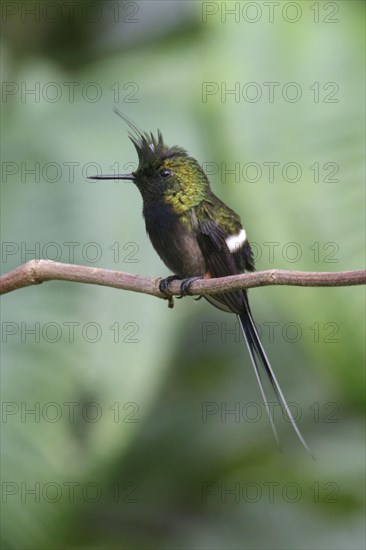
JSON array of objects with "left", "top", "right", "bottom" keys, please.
[
  {"left": 196, "top": 195, "right": 254, "bottom": 271},
  {"left": 196, "top": 214, "right": 254, "bottom": 314}
]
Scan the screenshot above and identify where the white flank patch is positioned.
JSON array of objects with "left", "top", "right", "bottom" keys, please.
[
  {"left": 226, "top": 228, "right": 247, "bottom": 253},
  {"left": 149, "top": 143, "right": 155, "bottom": 151}
]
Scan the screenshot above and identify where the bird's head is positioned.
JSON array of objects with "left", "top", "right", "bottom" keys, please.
[{"left": 90, "top": 110, "right": 209, "bottom": 211}]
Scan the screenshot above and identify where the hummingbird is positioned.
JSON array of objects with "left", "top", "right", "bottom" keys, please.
[{"left": 90, "top": 109, "right": 311, "bottom": 455}]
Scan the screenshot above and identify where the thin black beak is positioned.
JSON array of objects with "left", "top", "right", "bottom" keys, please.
[{"left": 88, "top": 173, "right": 135, "bottom": 181}]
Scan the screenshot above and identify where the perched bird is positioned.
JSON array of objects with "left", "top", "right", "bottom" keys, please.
[{"left": 90, "top": 109, "right": 311, "bottom": 455}]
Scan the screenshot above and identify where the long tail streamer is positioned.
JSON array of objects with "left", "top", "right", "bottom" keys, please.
[{"left": 238, "top": 310, "right": 314, "bottom": 458}]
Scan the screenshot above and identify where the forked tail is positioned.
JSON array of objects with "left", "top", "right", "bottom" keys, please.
[{"left": 238, "top": 309, "right": 313, "bottom": 457}]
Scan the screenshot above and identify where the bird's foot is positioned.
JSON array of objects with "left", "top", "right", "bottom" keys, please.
[
  {"left": 180, "top": 276, "right": 202, "bottom": 296},
  {"left": 159, "top": 275, "right": 181, "bottom": 294},
  {"left": 159, "top": 275, "right": 181, "bottom": 308},
  {"left": 158, "top": 275, "right": 202, "bottom": 307}
]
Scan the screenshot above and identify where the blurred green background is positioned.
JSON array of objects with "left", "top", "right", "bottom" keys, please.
[{"left": 1, "top": 1, "right": 365, "bottom": 548}]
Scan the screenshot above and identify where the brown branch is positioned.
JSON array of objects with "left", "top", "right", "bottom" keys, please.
[{"left": 1, "top": 260, "right": 365, "bottom": 301}]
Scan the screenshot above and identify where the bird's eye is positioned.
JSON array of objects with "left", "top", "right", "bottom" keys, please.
[{"left": 159, "top": 169, "right": 172, "bottom": 178}]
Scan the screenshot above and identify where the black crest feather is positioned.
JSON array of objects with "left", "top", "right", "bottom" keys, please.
[{"left": 113, "top": 108, "right": 187, "bottom": 164}]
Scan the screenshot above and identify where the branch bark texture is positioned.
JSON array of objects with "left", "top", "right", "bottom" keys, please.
[{"left": 1, "top": 260, "right": 365, "bottom": 299}]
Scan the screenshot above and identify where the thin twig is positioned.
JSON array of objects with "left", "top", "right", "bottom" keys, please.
[{"left": 1, "top": 260, "right": 365, "bottom": 300}]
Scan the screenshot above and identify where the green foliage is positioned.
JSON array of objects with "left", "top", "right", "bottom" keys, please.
[{"left": 1, "top": 1, "right": 365, "bottom": 548}]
